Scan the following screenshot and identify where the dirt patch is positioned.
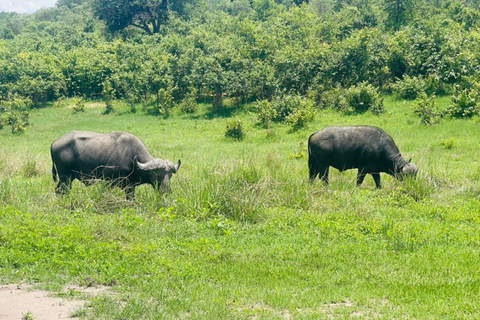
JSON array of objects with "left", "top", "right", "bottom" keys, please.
[
  {"left": 67, "top": 102, "right": 105, "bottom": 109},
  {"left": 0, "top": 284, "right": 108, "bottom": 320}
]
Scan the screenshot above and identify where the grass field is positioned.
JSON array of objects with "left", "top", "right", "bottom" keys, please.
[{"left": 1, "top": 96, "right": 479, "bottom": 319}]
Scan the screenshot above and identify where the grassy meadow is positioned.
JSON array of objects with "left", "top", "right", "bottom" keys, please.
[{"left": 1, "top": 97, "right": 480, "bottom": 319}]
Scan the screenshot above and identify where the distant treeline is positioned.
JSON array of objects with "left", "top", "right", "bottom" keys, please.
[{"left": 0, "top": 0, "right": 480, "bottom": 109}]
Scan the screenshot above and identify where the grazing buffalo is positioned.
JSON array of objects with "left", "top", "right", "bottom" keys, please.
[
  {"left": 51, "top": 131, "right": 181, "bottom": 199},
  {"left": 308, "top": 126, "right": 417, "bottom": 188}
]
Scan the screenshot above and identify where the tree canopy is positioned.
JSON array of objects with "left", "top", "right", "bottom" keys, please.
[
  {"left": 92, "top": 0, "right": 195, "bottom": 34},
  {"left": 0, "top": 0, "right": 479, "bottom": 111}
]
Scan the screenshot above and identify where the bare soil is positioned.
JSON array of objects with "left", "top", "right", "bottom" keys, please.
[{"left": 0, "top": 284, "right": 107, "bottom": 320}]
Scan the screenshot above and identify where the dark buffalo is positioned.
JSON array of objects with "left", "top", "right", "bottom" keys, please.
[
  {"left": 51, "top": 131, "right": 181, "bottom": 199},
  {"left": 308, "top": 126, "right": 417, "bottom": 188}
]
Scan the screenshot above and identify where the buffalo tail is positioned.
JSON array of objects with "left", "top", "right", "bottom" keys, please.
[
  {"left": 50, "top": 146, "right": 57, "bottom": 182},
  {"left": 307, "top": 133, "right": 315, "bottom": 172}
]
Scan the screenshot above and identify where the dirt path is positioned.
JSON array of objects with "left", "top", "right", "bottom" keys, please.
[{"left": 0, "top": 284, "right": 105, "bottom": 320}]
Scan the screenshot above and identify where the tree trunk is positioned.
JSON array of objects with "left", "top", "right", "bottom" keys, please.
[{"left": 214, "top": 89, "right": 223, "bottom": 112}]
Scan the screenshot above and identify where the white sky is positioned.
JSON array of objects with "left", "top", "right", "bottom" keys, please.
[{"left": 0, "top": 0, "right": 57, "bottom": 13}]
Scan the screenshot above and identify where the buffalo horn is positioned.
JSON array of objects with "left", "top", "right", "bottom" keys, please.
[
  {"left": 174, "top": 159, "right": 181, "bottom": 173},
  {"left": 136, "top": 158, "right": 166, "bottom": 171},
  {"left": 135, "top": 158, "right": 149, "bottom": 171}
]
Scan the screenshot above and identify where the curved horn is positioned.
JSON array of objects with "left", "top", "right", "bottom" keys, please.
[
  {"left": 174, "top": 159, "right": 181, "bottom": 173},
  {"left": 135, "top": 157, "right": 149, "bottom": 171}
]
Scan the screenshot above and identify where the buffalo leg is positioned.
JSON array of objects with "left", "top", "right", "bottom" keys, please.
[
  {"left": 357, "top": 171, "right": 366, "bottom": 187},
  {"left": 55, "top": 176, "right": 72, "bottom": 195},
  {"left": 318, "top": 165, "right": 329, "bottom": 185},
  {"left": 371, "top": 173, "right": 381, "bottom": 188},
  {"left": 309, "top": 165, "right": 319, "bottom": 183},
  {"left": 125, "top": 186, "right": 135, "bottom": 200}
]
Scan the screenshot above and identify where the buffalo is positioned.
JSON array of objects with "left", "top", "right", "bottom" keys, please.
[
  {"left": 308, "top": 126, "right": 417, "bottom": 188},
  {"left": 51, "top": 131, "right": 181, "bottom": 199}
]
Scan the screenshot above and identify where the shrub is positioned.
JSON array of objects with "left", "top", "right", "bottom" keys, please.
[
  {"left": 320, "top": 87, "right": 349, "bottom": 112},
  {"left": 11, "top": 119, "right": 28, "bottom": 134},
  {"left": 413, "top": 92, "right": 441, "bottom": 125},
  {"left": 22, "top": 311, "right": 34, "bottom": 320},
  {"left": 306, "top": 84, "right": 325, "bottom": 105},
  {"left": 102, "top": 80, "right": 115, "bottom": 115},
  {"left": 252, "top": 94, "right": 316, "bottom": 130},
  {"left": 0, "top": 95, "right": 31, "bottom": 134},
  {"left": 178, "top": 91, "right": 197, "bottom": 114},
  {"left": 22, "top": 159, "right": 38, "bottom": 178},
  {"left": 126, "top": 95, "right": 137, "bottom": 113},
  {"left": 225, "top": 118, "right": 245, "bottom": 141},
  {"left": 103, "top": 100, "right": 114, "bottom": 115},
  {"left": 345, "top": 82, "right": 383, "bottom": 114},
  {"left": 72, "top": 97, "right": 85, "bottom": 113},
  {"left": 52, "top": 97, "right": 65, "bottom": 108},
  {"left": 445, "top": 87, "right": 479, "bottom": 118},
  {"left": 156, "top": 88, "right": 174, "bottom": 115},
  {"left": 285, "top": 99, "right": 315, "bottom": 131},
  {"left": 271, "top": 94, "right": 301, "bottom": 122},
  {"left": 441, "top": 138, "right": 457, "bottom": 149},
  {"left": 370, "top": 98, "right": 385, "bottom": 115},
  {"left": 288, "top": 141, "right": 307, "bottom": 159},
  {"left": 424, "top": 74, "right": 447, "bottom": 95},
  {"left": 252, "top": 100, "right": 275, "bottom": 128},
  {"left": 0, "top": 115, "right": 6, "bottom": 130},
  {"left": 392, "top": 75, "right": 426, "bottom": 100}
]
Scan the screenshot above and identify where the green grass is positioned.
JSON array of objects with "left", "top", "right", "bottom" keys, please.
[{"left": 1, "top": 97, "right": 480, "bottom": 319}]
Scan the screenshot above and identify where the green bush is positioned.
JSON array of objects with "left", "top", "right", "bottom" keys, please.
[
  {"left": 345, "top": 82, "right": 383, "bottom": 114},
  {"left": 285, "top": 99, "right": 315, "bottom": 131},
  {"left": 102, "top": 80, "right": 115, "bottom": 115},
  {"left": 446, "top": 87, "right": 479, "bottom": 118},
  {"left": 424, "top": 74, "right": 447, "bottom": 96},
  {"left": 252, "top": 95, "right": 316, "bottom": 130},
  {"left": 320, "top": 87, "right": 349, "bottom": 112},
  {"left": 156, "top": 88, "right": 174, "bottom": 115},
  {"left": 441, "top": 138, "right": 457, "bottom": 149},
  {"left": 22, "top": 159, "right": 38, "bottom": 178},
  {"left": 288, "top": 141, "right": 307, "bottom": 159},
  {"left": 392, "top": 75, "right": 426, "bottom": 100},
  {"left": 103, "top": 100, "right": 114, "bottom": 115},
  {"left": 178, "top": 91, "right": 197, "bottom": 114},
  {"left": 72, "top": 97, "right": 85, "bottom": 113},
  {"left": 271, "top": 94, "right": 301, "bottom": 122},
  {"left": 11, "top": 119, "right": 28, "bottom": 134},
  {"left": 413, "top": 92, "right": 441, "bottom": 125},
  {"left": 0, "top": 95, "right": 31, "bottom": 134},
  {"left": 225, "top": 118, "right": 245, "bottom": 141},
  {"left": 252, "top": 100, "right": 275, "bottom": 128}
]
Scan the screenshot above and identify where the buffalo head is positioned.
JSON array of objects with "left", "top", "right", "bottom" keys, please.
[
  {"left": 135, "top": 157, "right": 181, "bottom": 192},
  {"left": 396, "top": 160, "right": 418, "bottom": 181}
]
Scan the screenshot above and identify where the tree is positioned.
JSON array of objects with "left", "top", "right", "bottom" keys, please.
[
  {"left": 92, "top": 0, "right": 194, "bottom": 35},
  {"left": 0, "top": 94, "right": 32, "bottom": 134},
  {"left": 384, "top": 0, "right": 414, "bottom": 31},
  {"left": 56, "top": 0, "right": 87, "bottom": 9}
]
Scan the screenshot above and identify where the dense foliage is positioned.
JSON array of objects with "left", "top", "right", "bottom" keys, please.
[
  {"left": 0, "top": 0, "right": 480, "bottom": 119},
  {"left": 92, "top": 0, "right": 196, "bottom": 35}
]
